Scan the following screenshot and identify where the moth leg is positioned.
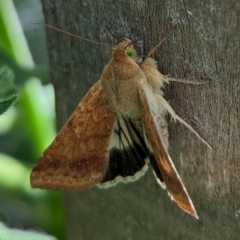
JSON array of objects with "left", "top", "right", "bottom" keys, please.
[
  {"left": 155, "top": 93, "right": 212, "bottom": 149},
  {"left": 147, "top": 28, "right": 175, "bottom": 57},
  {"left": 175, "top": 115, "right": 212, "bottom": 149},
  {"left": 168, "top": 77, "right": 210, "bottom": 85}
]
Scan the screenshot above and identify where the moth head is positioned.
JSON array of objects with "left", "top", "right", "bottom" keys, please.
[
  {"left": 126, "top": 45, "right": 137, "bottom": 59},
  {"left": 123, "top": 38, "right": 138, "bottom": 59},
  {"left": 112, "top": 38, "right": 137, "bottom": 60}
]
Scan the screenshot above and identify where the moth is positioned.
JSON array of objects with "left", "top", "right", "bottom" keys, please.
[{"left": 31, "top": 32, "right": 211, "bottom": 219}]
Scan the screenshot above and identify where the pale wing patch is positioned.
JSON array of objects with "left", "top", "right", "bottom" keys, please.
[
  {"left": 97, "top": 164, "right": 148, "bottom": 188},
  {"left": 99, "top": 116, "right": 149, "bottom": 188}
]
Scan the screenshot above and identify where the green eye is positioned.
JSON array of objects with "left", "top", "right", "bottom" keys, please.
[{"left": 127, "top": 46, "right": 137, "bottom": 59}]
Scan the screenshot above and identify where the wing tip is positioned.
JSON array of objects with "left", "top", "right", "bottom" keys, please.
[
  {"left": 184, "top": 206, "right": 199, "bottom": 219},
  {"left": 175, "top": 199, "right": 199, "bottom": 219},
  {"left": 187, "top": 208, "right": 199, "bottom": 219}
]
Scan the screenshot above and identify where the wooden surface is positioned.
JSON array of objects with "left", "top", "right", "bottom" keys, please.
[{"left": 41, "top": 0, "right": 240, "bottom": 239}]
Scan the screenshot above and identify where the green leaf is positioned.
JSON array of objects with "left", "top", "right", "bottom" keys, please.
[
  {"left": 0, "top": 94, "right": 17, "bottom": 115},
  {"left": 0, "top": 65, "right": 17, "bottom": 95},
  {"left": 0, "top": 65, "right": 18, "bottom": 114},
  {"left": 0, "top": 222, "right": 57, "bottom": 240}
]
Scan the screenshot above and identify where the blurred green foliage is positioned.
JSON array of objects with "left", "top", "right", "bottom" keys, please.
[
  {"left": 0, "top": 65, "right": 18, "bottom": 115},
  {"left": 0, "top": 1, "right": 65, "bottom": 239},
  {"left": 0, "top": 222, "right": 57, "bottom": 240}
]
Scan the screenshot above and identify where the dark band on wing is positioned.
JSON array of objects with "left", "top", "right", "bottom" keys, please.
[
  {"left": 149, "top": 153, "right": 164, "bottom": 184},
  {"left": 100, "top": 117, "right": 149, "bottom": 183}
]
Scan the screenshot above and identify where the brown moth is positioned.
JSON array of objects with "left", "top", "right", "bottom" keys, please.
[{"left": 30, "top": 36, "right": 210, "bottom": 219}]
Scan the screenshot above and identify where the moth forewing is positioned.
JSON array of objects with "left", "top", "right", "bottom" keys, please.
[
  {"left": 138, "top": 83, "right": 198, "bottom": 219},
  {"left": 30, "top": 81, "right": 117, "bottom": 190}
]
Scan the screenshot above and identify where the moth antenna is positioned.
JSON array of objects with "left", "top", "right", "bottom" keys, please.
[
  {"left": 124, "top": 31, "right": 151, "bottom": 50},
  {"left": 130, "top": 31, "right": 151, "bottom": 45},
  {"left": 175, "top": 115, "right": 212, "bottom": 150},
  {"left": 147, "top": 28, "right": 175, "bottom": 57},
  {"left": 104, "top": 27, "right": 114, "bottom": 48},
  {"left": 168, "top": 77, "right": 210, "bottom": 85},
  {"left": 35, "top": 23, "right": 113, "bottom": 51},
  {"left": 126, "top": 28, "right": 175, "bottom": 60}
]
